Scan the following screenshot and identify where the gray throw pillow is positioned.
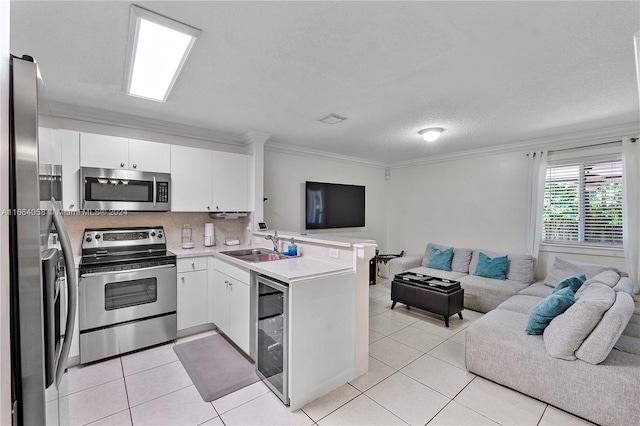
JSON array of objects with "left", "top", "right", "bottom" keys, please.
[
  {"left": 544, "top": 257, "right": 617, "bottom": 287},
  {"left": 423, "top": 243, "right": 472, "bottom": 274},
  {"left": 575, "top": 291, "right": 635, "bottom": 364},
  {"left": 543, "top": 283, "right": 615, "bottom": 360}
]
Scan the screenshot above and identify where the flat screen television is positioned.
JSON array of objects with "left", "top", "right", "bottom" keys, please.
[{"left": 305, "top": 181, "right": 365, "bottom": 229}]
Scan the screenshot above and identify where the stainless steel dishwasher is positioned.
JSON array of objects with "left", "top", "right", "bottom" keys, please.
[{"left": 255, "top": 274, "right": 289, "bottom": 405}]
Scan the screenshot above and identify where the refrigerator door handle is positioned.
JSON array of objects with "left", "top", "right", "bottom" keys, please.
[{"left": 52, "top": 202, "right": 77, "bottom": 386}]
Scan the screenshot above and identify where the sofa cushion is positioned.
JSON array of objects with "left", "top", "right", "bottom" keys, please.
[
  {"left": 426, "top": 246, "right": 453, "bottom": 271},
  {"left": 517, "top": 282, "right": 553, "bottom": 298},
  {"left": 543, "top": 283, "right": 615, "bottom": 360},
  {"left": 526, "top": 287, "right": 575, "bottom": 335},
  {"left": 575, "top": 291, "right": 635, "bottom": 364},
  {"left": 406, "top": 266, "right": 467, "bottom": 281},
  {"left": 613, "top": 277, "right": 634, "bottom": 295},
  {"left": 622, "top": 321, "right": 640, "bottom": 339},
  {"left": 544, "top": 257, "right": 617, "bottom": 287},
  {"left": 583, "top": 270, "right": 621, "bottom": 288},
  {"left": 614, "top": 335, "right": 640, "bottom": 356},
  {"left": 459, "top": 274, "right": 529, "bottom": 303},
  {"left": 474, "top": 252, "right": 508, "bottom": 280},
  {"left": 552, "top": 274, "right": 586, "bottom": 294},
  {"left": 497, "top": 295, "right": 544, "bottom": 315},
  {"left": 469, "top": 250, "right": 536, "bottom": 284},
  {"left": 423, "top": 243, "right": 473, "bottom": 274},
  {"left": 574, "top": 270, "right": 621, "bottom": 298}
]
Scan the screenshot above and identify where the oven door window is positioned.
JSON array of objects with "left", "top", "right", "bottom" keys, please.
[
  {"left": 105, "top": 278, "right": 157, "bottom": 310},
  {"left": 85, "top": 178, "right": 153, "bottom": 203}
]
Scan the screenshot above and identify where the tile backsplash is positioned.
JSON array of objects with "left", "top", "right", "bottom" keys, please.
[{"left": 63, "top": 211, "right": 250, "bottom": 256}]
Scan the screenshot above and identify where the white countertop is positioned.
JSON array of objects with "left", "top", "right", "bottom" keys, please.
[
  {"left": 252, "top": 230, "right": 377, "bottom": 248},
  {"left": 170, "top": 244, "right": 353, "bottom": 282}
]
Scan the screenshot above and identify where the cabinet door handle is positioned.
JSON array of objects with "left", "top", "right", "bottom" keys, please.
[
  {"left": 216, "top": 206, "right": 219, "bottom": 210},
  {"left": 207, "top": 206, "right": 210, "bottom": 210},
  {"left": 120, "top": 162, "right": 125, "bottom": 168},
  {"left": 191, "top": 263, "right": 195, "bottom": 269},
  {"left": 181, "top": 276, "right": 185, "bottom": 283},
  {"left": 68, "top": 204, "right": 74, "bottom": 209},
  {"left": 133, "top": 164, "right": 137, "bottom": 169}
]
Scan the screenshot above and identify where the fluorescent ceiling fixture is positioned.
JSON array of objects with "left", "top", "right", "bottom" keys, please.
[
  {"left": 125, "top": 5, "right": 201, "bottom": 102},
  {"left": 419, "top": 128, "right": 444, "bottom": 142}
]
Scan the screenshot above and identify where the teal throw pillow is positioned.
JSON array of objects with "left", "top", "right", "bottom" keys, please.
[
  {"left": 426, "top": 246, "right": 453, "bottom": 272},
  {"left": 552, "top": 274, "right": 586, "bottom": 294},
  {"left": 474, "top": 252, "right": 508, "bottom": 280},
  {"left": 525, "top": 287, "right": 575, "bottom": 335}
]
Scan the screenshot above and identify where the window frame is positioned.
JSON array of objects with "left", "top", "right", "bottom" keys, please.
[{"left": 540, "top": 141, "right": 623, "bottom": 256}]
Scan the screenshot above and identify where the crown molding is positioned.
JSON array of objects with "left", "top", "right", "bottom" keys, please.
[
  {"left": 265, "top": 141, "right": 387, "bottom": 168},
  {"left": 388, "top": 122, "right": 640, "bottom": 169},
  {"left": 46, "top": 100, "right": 639, "bottom": 169},
  {"left": 241, "top": 129, "right": 272, "bottom": 145},
  {"left": 47, "top": 100, "right": 250, "bottom": 145}
]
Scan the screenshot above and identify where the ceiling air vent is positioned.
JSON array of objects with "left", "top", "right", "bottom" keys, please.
[{"left": 317, "top": 114, "right": 347, "bottom": 125}]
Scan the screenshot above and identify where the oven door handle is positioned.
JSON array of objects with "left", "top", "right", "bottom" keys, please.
[
  {"left": 80, "top": 264, "right": 176, "bottom": 277},
  {"left": 52, "top": 202, "right": 77, "bottom": 387},
  {"left": 153, "top": 176, "right": 157, "bottom": 207}
]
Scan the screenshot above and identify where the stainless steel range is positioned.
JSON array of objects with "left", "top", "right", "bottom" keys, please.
[{"left": 78, "top": 226, "right": 177, "bottom": 364}]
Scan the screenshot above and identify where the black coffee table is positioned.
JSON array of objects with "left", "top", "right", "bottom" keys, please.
[{"left": 390, "top": 273, "right": 464, "bottom": 327}]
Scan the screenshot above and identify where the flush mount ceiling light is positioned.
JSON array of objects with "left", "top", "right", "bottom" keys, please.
[
  {"left": 124, "top": 5, "right": 201, "bottom": 102},
  {"left": 419, "top": 128, "right": 444, "bottom": 142},
  {"left": 318, "top": 114, "right": 347, "bottom": 124}
]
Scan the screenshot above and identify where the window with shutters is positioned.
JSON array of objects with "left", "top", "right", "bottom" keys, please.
[{"left": 543, "top": 149, "right": 623, "bottom": 248}]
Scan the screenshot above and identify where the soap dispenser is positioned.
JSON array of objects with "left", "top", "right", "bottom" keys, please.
[{"left": 287, "top": 238, "right": 297, "bottom": 256}]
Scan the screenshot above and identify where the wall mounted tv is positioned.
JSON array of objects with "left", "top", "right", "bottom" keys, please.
[{"left": 305, "top": 181, "right": 365, "bottom": 229}]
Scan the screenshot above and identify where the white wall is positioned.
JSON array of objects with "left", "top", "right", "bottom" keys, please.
[
  {"left": 387, "top": 151, "right": 530, "bottom": 255},
  {"left": 385, "top": 150, "right": 628, "bottom": 280},
  {"left": 263, "top": 150, "right": 387, "bottom": 250}
]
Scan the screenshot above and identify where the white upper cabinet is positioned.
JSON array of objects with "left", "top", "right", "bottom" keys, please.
[
  {"left": 80, "top": 133, "right": 129, "bottom": 169},
  {"left": 128, "top": 138, "right": 170, "bottom": 173},
  {"left": 57, "top": 130, "right": 80, "bottom": 211},
  {"left": 38, "top": 127, "right": 61, "bottom": 165},
  {"left": 80, "top": 133, "right": 170, "bottom": 173},
  {"left": 38, "top": 128, "right": 79, "bottom": 211},
  {"left": 170, "top": 145, "right": 214, "bottom": 212},
  {"left": 212, "top": 151, "right": 249, "bottom": 212}
]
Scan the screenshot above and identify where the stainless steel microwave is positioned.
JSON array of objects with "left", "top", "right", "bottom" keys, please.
[{"left": 81, "top": 167, "right": 170, "bottom": 211}]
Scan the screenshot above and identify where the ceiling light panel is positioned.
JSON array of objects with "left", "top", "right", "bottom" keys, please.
[{"left": 125, "top": 5, "right": 201, "bottom": 102}]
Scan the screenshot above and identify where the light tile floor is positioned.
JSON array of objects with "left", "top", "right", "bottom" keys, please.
[{"left": 66, "top": 277, "right": 595, "bottom": 426}]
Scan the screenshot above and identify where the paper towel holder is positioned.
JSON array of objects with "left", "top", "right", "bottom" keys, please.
[{"left": 204, "top": 222, "right": 215, "bottom": 247}]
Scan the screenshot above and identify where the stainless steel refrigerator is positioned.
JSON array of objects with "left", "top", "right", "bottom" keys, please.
[{"left": 9, "top": 55, "right": 77, "bottom": 425}]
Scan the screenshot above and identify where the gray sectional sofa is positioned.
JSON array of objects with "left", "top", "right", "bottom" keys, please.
[
  {"left": 466, "top": 260, "right": 640, "bottom": 426},
  {"left": 388, "top": 244, "right": 640, "bottom": 425},
  {"left": 388, "top": 243, "right": 537, "bottom": 313}
]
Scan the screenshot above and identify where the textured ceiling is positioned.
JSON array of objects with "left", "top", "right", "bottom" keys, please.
[{"left": 10, "top": 1, "right": 640, "bottom": 165}]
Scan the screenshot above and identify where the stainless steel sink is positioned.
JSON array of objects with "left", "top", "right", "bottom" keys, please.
[{"left": 220, "top": 248, "right": 286, "bottom": 263}]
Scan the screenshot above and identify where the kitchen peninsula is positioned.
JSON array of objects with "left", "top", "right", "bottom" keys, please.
[{"left": 172, "top": 230, "right": 376, "bottom": 411}]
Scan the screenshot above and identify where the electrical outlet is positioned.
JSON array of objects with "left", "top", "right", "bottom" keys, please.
[{"left": 329, "top": 248, "right": 340, "bottom": 259}]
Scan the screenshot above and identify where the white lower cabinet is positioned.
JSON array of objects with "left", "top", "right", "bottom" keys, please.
[
  {"left": 210, "top": 258, "right": 250, "bottom": 354},
  {"left": 177, "top": 258, "right": 208, "bottom": 331}
]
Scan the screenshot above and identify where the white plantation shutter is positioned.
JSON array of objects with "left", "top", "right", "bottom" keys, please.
[{"left": 543, "top": 145, "right": 623, "bottom": 247}]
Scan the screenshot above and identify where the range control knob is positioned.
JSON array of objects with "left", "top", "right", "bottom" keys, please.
[
  {"left": 151, "top": 232, "right": 156, "bottom": 237},
  {"left": 95, "top": 234, "right": 101, "bottom": 240},
  {"left": 85, "top": 237, "right": 92, "bottom": 243},
  {"left": 158, "top": 234, "right": 163, "bottom": 239}
]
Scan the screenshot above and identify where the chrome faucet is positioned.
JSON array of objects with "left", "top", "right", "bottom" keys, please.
[{"left": 265, "top": 231, "right": 280, "bottom": 253}]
